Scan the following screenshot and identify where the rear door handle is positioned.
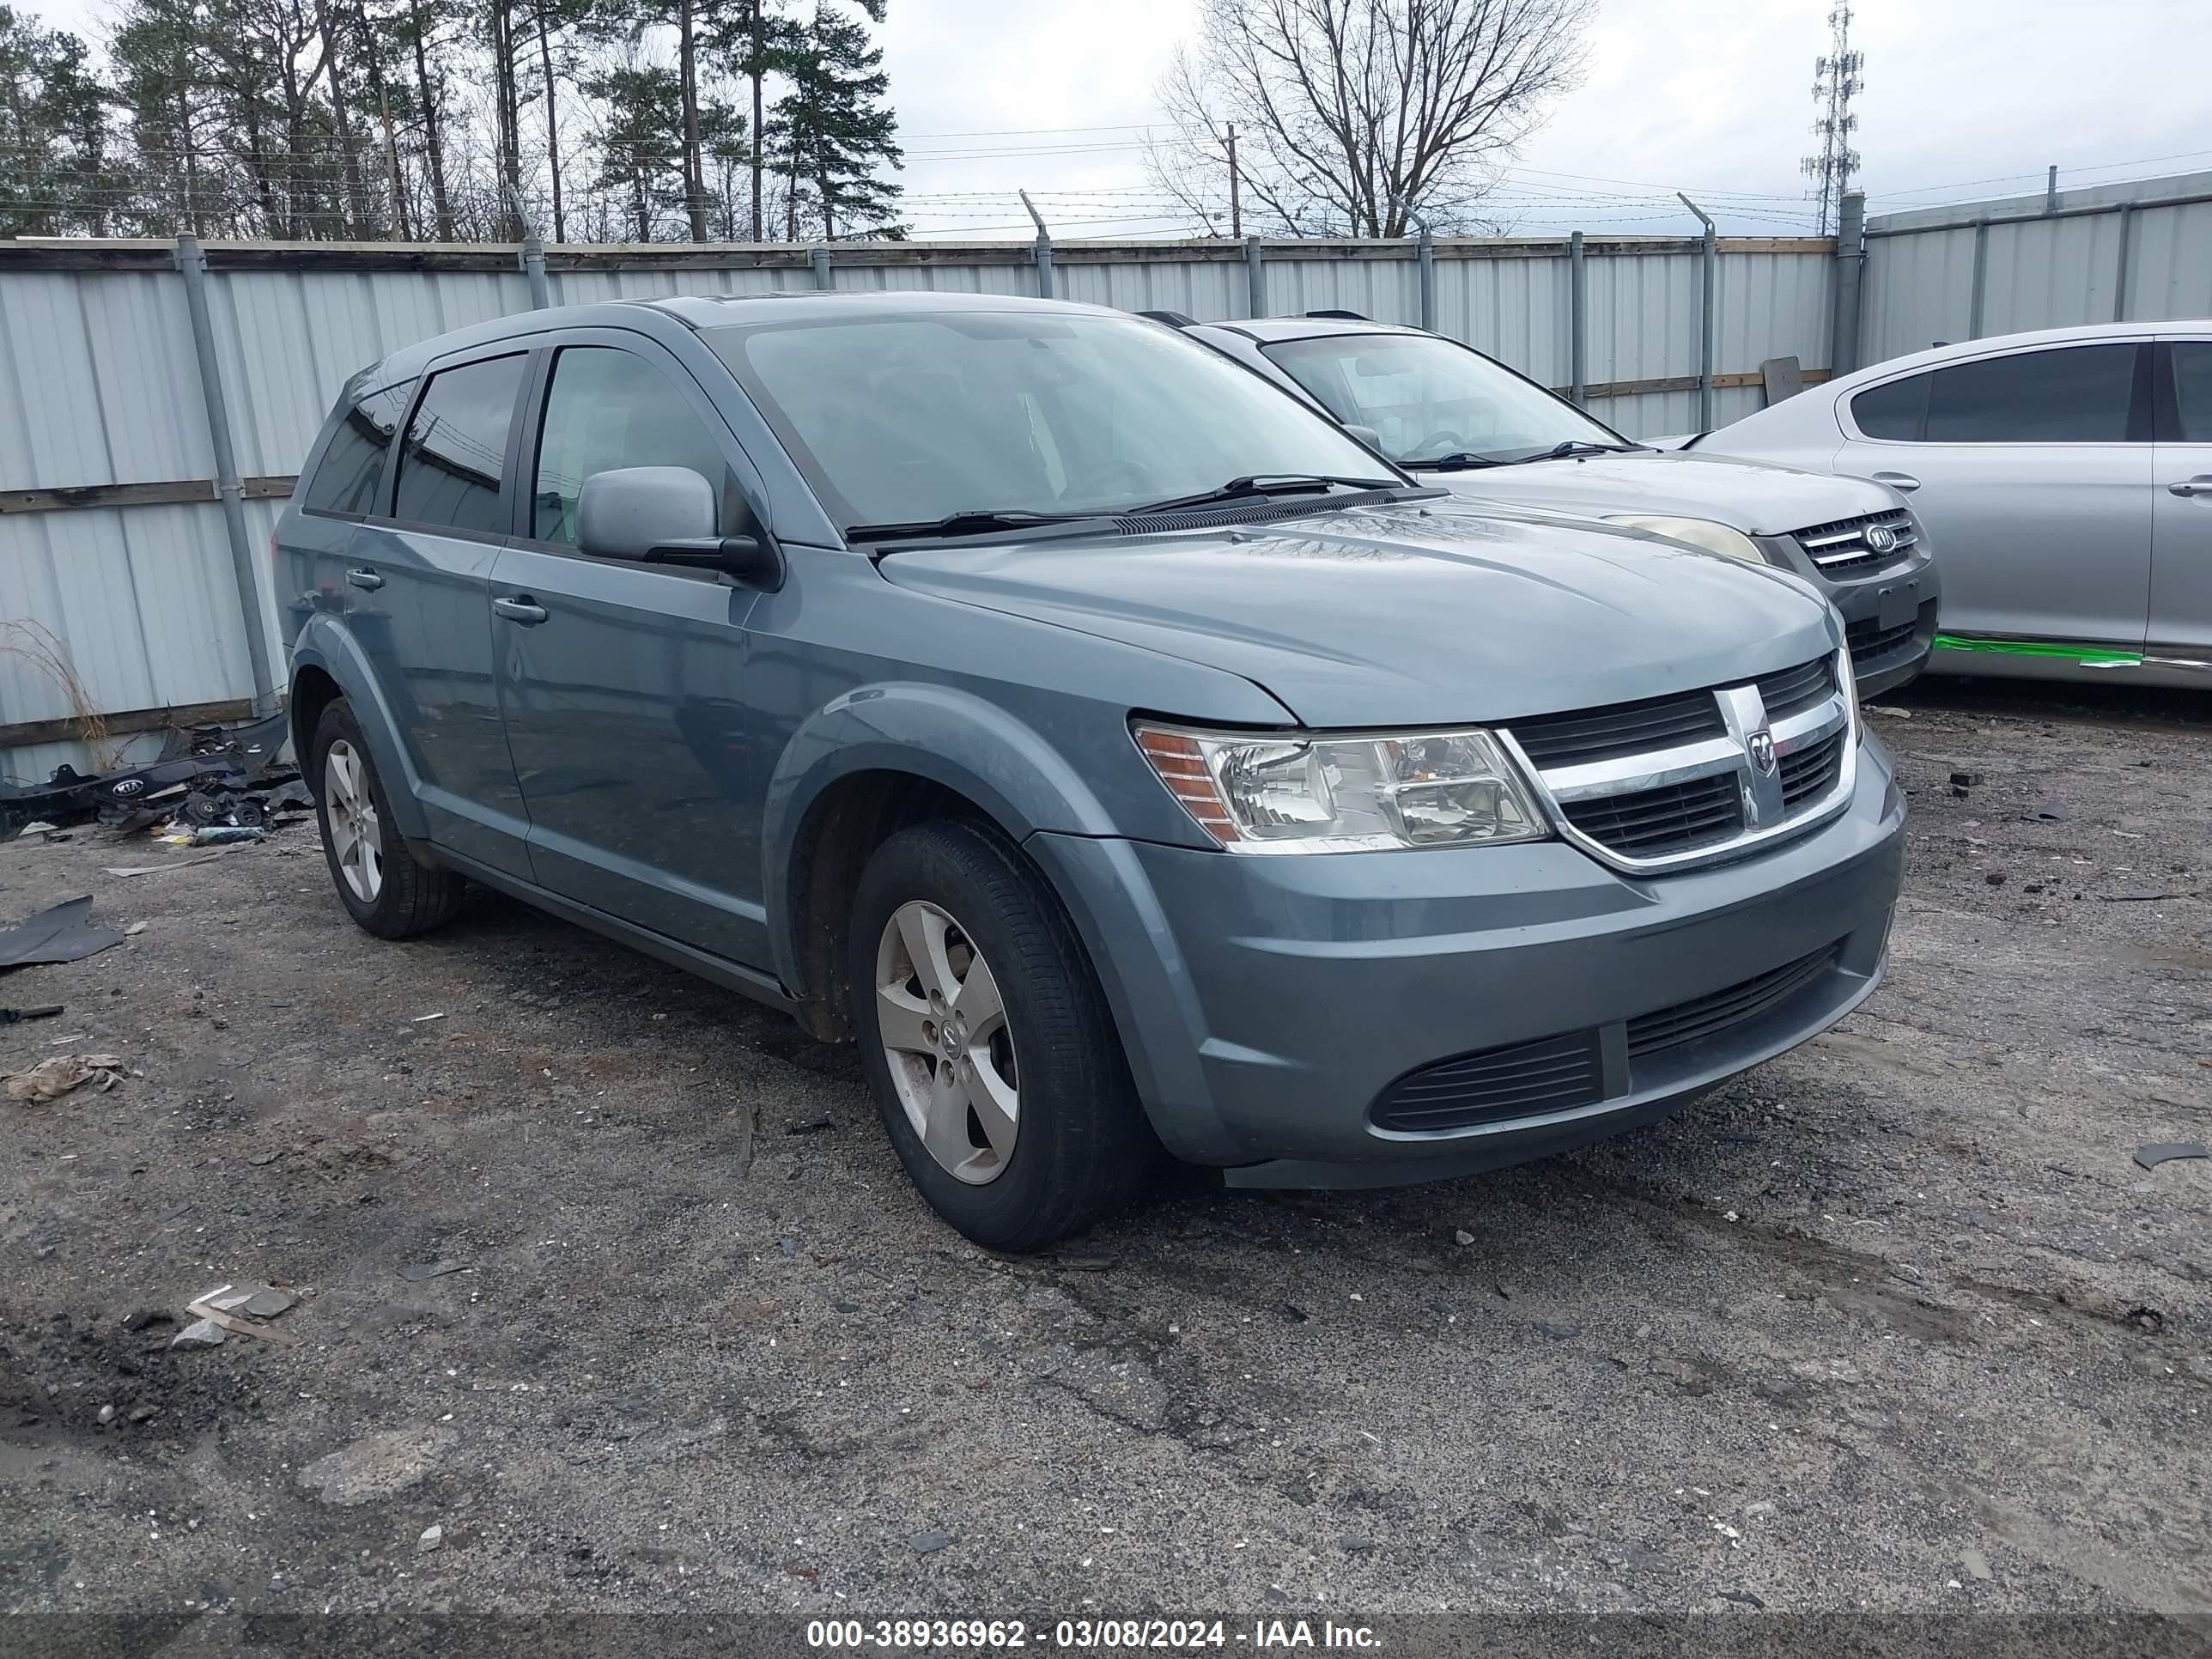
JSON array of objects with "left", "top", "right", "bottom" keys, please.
[
  {"left": 345, "top": 567, "right": 384, "bottom": 591},
  {"left": 1870, "top": 470, "right": 1921, "bottom": 493},
  {"left": 493, "top": 596, "right": 549, "bottom": 625},
  {"left": 2169, "top": 475, "right": 2212, "bottom": 498}
]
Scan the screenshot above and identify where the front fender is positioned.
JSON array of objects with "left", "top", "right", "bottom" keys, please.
[
  {"left": 760, "top": 682, "right": 1123, "bottom": 993},
  {"left": 289, "top": 616, "right": 432, "bottom": 842}
]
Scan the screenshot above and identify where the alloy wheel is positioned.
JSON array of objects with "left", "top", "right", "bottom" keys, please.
[
  {"left": 324, "top": 739, "right": 385, "bottom": 903},
  {"left": 874, "top": 899, "right": 1018, "bottom": 1184}
]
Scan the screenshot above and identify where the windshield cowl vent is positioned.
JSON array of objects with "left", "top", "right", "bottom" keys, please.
[{"left": 1110, "top": 488, "right": 1418, "bottom": 537}]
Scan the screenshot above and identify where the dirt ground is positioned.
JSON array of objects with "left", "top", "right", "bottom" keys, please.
[{"left": 2, "top": 676, "right": 2208, "bottom": 1644}]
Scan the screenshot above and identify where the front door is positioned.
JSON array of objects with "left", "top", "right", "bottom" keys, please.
[
  {"left": 1836, "top": 339, "right": 2154, "bottom": 653},
  {"left": 2151, "top": 337, "right": 2212, "bottom": 667},
  {"left": 347, "top": 349, "right": 536, "bottom": 877},
  {"left": 490, "top": 335, "right": 775, "bottom": 968}
]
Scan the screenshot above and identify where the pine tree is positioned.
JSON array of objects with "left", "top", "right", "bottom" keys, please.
[
  {"left": 580, "top": 55, "right": 682, "bottom": 239},
  {"left": 768, "top": 0, "right": 897, "bottom": 241},
  {"left": 1, "top": 5, "right": 118, "bottom": 234}
]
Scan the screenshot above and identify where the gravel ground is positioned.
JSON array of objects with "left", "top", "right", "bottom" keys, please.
[{"left": 1, "top": 677, "right": 2207, "bottom": 1640}]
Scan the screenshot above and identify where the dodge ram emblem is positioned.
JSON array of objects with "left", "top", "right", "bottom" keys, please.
[{"left": 1747, "top": 728, "right": 1778, "bottom": 775}]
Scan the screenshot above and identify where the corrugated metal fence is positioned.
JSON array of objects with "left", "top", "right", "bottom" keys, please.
[
  {"left": 1859, "top": 170, "right": 2212, "bottom": 367},
  {"left": 1, "top": 231, "right": 1839, "bottom": 778}
]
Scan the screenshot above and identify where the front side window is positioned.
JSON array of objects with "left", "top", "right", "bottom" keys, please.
[
  {"left": 1257, "top": 332, "right": 1623, "bottom": 465},
  {"left": 531, "top": 347, "right": 730, "bottom": 544},
  {"left": 2170, "top": 341, "right": 2212, "bottom": 443},
  {"left": 708, "top": 310, "right": 1395, "bottom": 531},
  {"left": 1919, "top": 344, "right": 2138, "bottom": 444},
  {"left": 302, "top": 380, "right": 415, "bottom": 516},
  {"left": 392, "top": 354, "right": 529, "bottom": 535}
]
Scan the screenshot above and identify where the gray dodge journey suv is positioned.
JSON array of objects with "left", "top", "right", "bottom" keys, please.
[{"left": 277, "top": 291, "right": 1905, "bottom": 1249}]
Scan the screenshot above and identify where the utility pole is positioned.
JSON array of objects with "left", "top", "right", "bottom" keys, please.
[
  {"left": 1226, "top": 124, "right": 1241, "bottom": 239},
  {"left": 1801, "top": 4, "right": 1863, "bottom": 238}
]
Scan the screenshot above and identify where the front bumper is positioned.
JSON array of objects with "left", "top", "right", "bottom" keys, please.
[
  {"left": 1757, "top": 535, "right": 1939, "bottom": 699},
  {"left": 1030, "top": 735, "right": 1905, "bottom": 1188}
]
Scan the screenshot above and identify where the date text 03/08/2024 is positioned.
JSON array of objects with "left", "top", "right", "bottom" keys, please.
[{"left": 804, "top": 1618, "right": 1382, "bottom": 1649}]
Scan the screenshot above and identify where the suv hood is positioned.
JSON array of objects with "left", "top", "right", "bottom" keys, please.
[
  {"left": 878, "top": 501, "right": 1839, "bottom": 729},
  {"left": 1421, "top": 450, "right": 1895, "bottom": 536}
]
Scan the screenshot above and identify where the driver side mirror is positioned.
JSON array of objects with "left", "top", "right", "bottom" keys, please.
[{"left": 576, "top": 466, "right": 781, "bottom": 588}]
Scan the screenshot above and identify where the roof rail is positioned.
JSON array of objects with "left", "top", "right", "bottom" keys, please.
[
  {"left": 1304, "top": 308, "right": 1368, "bottom": 320},
  {"left": 1133, "top": 308, "right": 1199, "bottom": 328}
]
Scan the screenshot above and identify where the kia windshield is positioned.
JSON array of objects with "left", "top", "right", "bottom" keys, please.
[
  {"left": 1259, "top": 331, "right": 1640, "bottom": 468},
  {"left": 709, "top": 309, "right": 1412, "bottom": 537}
]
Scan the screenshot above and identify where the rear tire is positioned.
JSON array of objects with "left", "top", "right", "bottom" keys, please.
[
  {"left": 849, "top": 818, "right": 1155, "bottom": 1250},
  {"left": 309, "top": 698, "right": 464, "bottom": 939}
]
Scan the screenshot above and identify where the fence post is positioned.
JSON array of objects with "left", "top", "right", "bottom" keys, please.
[
  {"left": 1020, "top": 191, "right": 1054, "bottom": 300},
  {"left": 1830, "top": 190, "right": 1865, "bottom": 378},
  {"left": 1415, "top": 223, "right": 1436, "bottom": 331},
  {"left": 520, "top": 233, "right": 551, "bottom": 309},
  {"left": 2112, "top": 202, "right": 2135, "bottom": 322},
  {"left": 1243, "top": 235, "right": 1266, "bottom": 319},
  {"left": 1967, "top": 217, "right": 1990, "bottom": 339},
  {"left": 1678, "top": 194, "right": 1717, "bottom": 431},
  {"left": 173, "top": 234, "right": 277, "bottom": 719},
  {"left": 810, "top": 246, "right": 835, "bottom": 290},
  {"left": 1568, "top": 230, "right": 1586, "bottom": 406}
]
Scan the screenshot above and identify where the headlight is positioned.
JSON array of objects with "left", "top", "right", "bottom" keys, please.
[
  {"left": 1604, "top": 515, "right": 1768, "bottom": 564},
  {"left": 1134, "top": 723, "right": 1548, "bottom": 854},
  {"left": 1837, "top": 641, "right": 1863, "bottom": 744}
]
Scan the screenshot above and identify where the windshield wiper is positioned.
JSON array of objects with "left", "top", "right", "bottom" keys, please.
[
  {"left": 1119, "top": 472, "right": 1400, "bottom": 515},
  {"left": 847, "top": 508, "right": 1093, "bottom": 544},
  {"left": 1401, "top": 451, "right": 1502, "bottom": 471},
  {"left": 1515, "top": 440, "right": 1644, "bottom": 464}
]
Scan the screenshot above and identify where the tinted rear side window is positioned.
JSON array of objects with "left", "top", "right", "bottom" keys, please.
[
  {"left": 302, "top": 380, "right": 415, "bottom": 516},
  {"left": 2171, "top": 341, "right": 2212, "bottom": 442},
  {"left": 392, "top": 355, "right": 529, "bottom": 534},
  {"left": 1850, "top": 373, "right": 1929, "bottom": 441},
  {"left": 1922, "top": 344, "right": 2137, "bottom": 443}
]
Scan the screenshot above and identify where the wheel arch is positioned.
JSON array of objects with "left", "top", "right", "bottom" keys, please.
[{"left": 288, "top": 617, "right": 432, "bottom": 842}]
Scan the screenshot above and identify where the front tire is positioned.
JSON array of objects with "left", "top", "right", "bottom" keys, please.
[
  {"left": 309, "top": 699, "right": 464, "bottom": 939},
  {"left": 849, "top": 818, "right": 1154, "bottom": 1250}
]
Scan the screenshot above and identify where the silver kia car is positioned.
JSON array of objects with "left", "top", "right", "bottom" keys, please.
[
  {"left": 1153, "top": 311, "right": 1942, "bottom": 698},
  {"left": 1693, "top": 321, "right": 2212, "bottom": 687}
]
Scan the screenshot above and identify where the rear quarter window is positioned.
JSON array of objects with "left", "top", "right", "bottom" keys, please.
[
  {"left": 301, "top": 380, "right": 416, "bottom": 516},
  {"left": 1849, "top": 373, "right": 1929, "bottom": 441}
]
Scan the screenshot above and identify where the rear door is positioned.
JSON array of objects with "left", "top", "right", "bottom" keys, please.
[
  {"left": 2151, "top": 337, "right": 2212, "bottom": 665},
  {"left": 489, "top": 331, "right": 775, "bottom": 968},
  {"left": 1833, "top": 340, "right": 2154, "bottom": 653},
  {"left": 347, "top": 349, "right": 537, "bottom": 876}
]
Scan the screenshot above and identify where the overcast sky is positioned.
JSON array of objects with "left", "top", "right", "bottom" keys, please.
[{"left": 28, "top": 0, "right": 2212, "bottom": 240}]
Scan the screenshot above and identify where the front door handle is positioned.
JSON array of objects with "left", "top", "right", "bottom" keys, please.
[
  {"left": 493, "top": 595, "right": 549, "bottom": 625},
  {"left": 345, "top": 567, "right": 384, "bottom": 591},
  {"left": 1871, "top": 470, "right": 1921, "bottom": 493},
  {"left": 2169, "top": 475, "right": 2212, "bottom": 498}
]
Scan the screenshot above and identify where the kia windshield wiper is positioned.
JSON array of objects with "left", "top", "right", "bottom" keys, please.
[
  {"left": 847, "top": 508, "right": 1097, "bottom": 544},
  {"left": 1512, "top": 440, "right": 1645, "bottom": 464},
  {"left": 1401, "top": 451, "right": 1503, "bottom": 471},
  {"left": 1119, "top": 472, "right": 1400, "bottom": 515}
]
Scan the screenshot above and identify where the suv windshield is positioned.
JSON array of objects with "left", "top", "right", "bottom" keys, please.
[
  {"left": 1259, "top": 332, "right": 1633, "bottom": 467},
  {"left": 708, "top": 310, "right": 1403, "bottom": 533}
]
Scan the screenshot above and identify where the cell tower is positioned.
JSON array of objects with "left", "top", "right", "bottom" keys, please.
[{"left": 1801, "top": 4, "right": 1863, "bottom": 237}]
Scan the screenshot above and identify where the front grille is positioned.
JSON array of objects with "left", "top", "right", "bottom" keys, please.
[
  {"left": 1369, "top": 1030, "right": 1604, "bottom": 1133},
  {"left": 1753, "top": 655, "right": 1834, "bottom": 720},
  {"left": 1503, "top": 650, "right": 1852, "bottom": 869},
  {"left": 1626, "top": 944, "right": 1842, "bottom": 1059},
  {"left": 1779, "top": 728, "right": 1845, "bottom": 807},
  {"left": 1559, "top": 773, "right": 1743, "bottom": 857},
  {"left": 1790, "top": 511, "right": 1917, "bottom": 578},
  {"left": 1506, "top": 688, "right": 1725, "bottom": 769},
  {"left": 1846, "top": 606, "right": 1931, "bottom": 666}
]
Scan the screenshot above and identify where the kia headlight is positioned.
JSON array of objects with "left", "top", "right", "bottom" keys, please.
[
  {"left": 1135, "top": 723, "right": 1548, "bottom": 853},
  {"left": 1605, "top": 514, "right": 1768, "bottom": 564}
]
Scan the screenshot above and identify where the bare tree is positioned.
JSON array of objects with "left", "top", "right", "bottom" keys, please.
[{"left": 1151, "top": 0, "right": 1591, "bottom": 238}]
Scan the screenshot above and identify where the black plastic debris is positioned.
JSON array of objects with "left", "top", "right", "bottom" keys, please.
[
  {"left": 0, "top": 896, "right": 126, "bottom": 972},
  {"left": 0, "top": 1004, "right": 64, "bottom": 1024},
  {"left": 2135, "top": 1142, "right": 2209, "bottom": 1172},
  {"left": 1, "top": 708, "right": 294, "bottom": 842},
  {"left": 2027, "top": 802, "right": 2069, "bottom": 823}
]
